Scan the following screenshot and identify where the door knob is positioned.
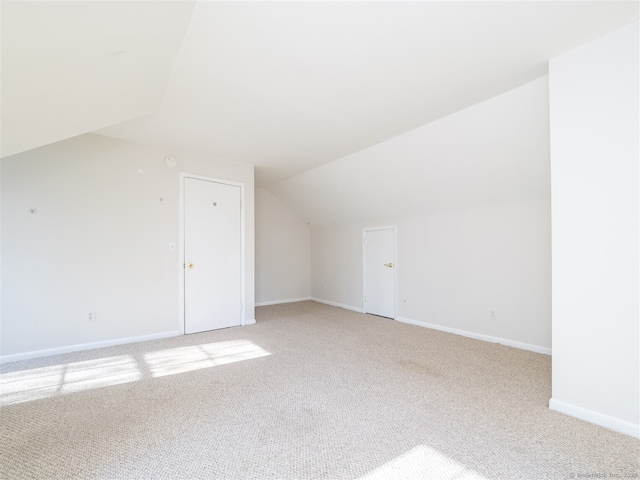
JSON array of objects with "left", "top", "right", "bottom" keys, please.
[
  {"left": 185, "top": 263, "right": 194, "bottom": 269},
  {"left": 384, "top": 263, "right": 393, "bottom": 268}
]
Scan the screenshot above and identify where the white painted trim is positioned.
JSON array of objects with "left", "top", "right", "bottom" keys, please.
[
  {"left": 549, "top": 398, "right": 640, "bottom": 439},
  {"left": 179, "top": 174, "right": 186, "bottom": 335},
  {"left": 245, "top": 318, "right": 256, "bottom": 326},
  {"left": 362, "top": 226, "right": 398, "bottom": 318},
  {"left": 255, "top": 297, "right": 311, "bottom": 307},
  {"left": 396, "top": 316, "right": 552, "bottom": 355},
  {"left": 362, "top": 225, "right": 397, "bottom": 232},
  {"left": 179, "top": 173, "right": 247, "bottom": 332},
  {"left": 0, "top": 330, "right": 181, "bottom": 364},
  {"left": 311, "top": 297, "right": 363, "bottom": 313}
]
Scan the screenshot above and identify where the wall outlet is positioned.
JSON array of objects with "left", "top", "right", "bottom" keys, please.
[
  {"left": 169, "top": 242, "right": 176, "bottom": 251},
  {"left": 87, "top": 311, "right": 96, "bottom": 322},
  {"left": 489, "top": 310, "right": 496, "bottom": 320}
]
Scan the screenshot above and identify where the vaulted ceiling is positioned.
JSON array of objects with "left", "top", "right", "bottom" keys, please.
[{"left": 2, "top": 1, "right": 638, "bottom": 187}]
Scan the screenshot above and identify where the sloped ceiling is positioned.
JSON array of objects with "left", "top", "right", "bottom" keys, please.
[
  {"left": 96, "top": 1, "right": 638, "bottom": 185},
  {"left": 1, "top": 1, "right": 195, "bottom": 157},
  {"left": 270, "top": 76, "right": 552, "bottom": 228},
  {"left": 2, "top": 1, "right": 638, "bottom": 190}
]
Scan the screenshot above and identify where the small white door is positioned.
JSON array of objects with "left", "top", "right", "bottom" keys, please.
[
  {"left": 364, "top": 228, "right": 395, "bottom": 318},
  {"left": 184, "top": 177, "right": 242, "bottom": 334}
]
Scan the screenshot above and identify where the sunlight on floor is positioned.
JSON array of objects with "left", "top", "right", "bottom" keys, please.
[
  {"left": 358, "top": 445, "right": 491, "bottom": 480},
  {"left": 0, "top": 355, "right": 140, "bottom": 406},
  {"left": 0, "top": 340, "right": 270, "bottom": 406},
  {"left": 144, "top": 340, "right": 271, "bottom": 378}
]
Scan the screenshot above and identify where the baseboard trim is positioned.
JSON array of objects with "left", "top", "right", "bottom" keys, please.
[
  {"left": 549, "top": 398, "right": 640, "bottom": 439},
  {"left": 395, "top": 316, "right": 551, "bottom": 355},
  {"left": 244, "top": 318, "right": 257, "bottom": 326},
  {"left": 310, "top": 297, "right": 364, "bottom": 313},
  {"left": 0, "top": 330, "right": 181, "bottom": 364},
  {"left": 255, "top": 297, "right": 311, "bottom": 307}
]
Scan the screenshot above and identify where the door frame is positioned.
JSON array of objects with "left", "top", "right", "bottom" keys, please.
[
  {"left": 178, "top": 173, "right": 246, "bottom": 335},
  {"left": 362, "top": 226, "right": 398, "bottom": 319}
]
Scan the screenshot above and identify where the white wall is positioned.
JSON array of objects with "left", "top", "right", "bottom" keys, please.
[
  {"left": 1, "top": 133, "right": 255, "bottom": 359},
  {"left": 549, "top": 21, "right": 639, "bottom": 438},
  {"left": 311, "top": 197, "right": 551, "bottom": 352},
  {"left": 305, "top": 77, "right": 552, "bottom": 353},
  {"left": 311, "top": 225, "right": 364, "bottom": 310},
  {"left": 255, "top": 188, "right": 310, "bottom": 305}
]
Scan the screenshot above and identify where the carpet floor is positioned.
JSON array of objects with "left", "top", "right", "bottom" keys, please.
[{"left": 1, "top": 301, "right": 638, "bottom": 479}]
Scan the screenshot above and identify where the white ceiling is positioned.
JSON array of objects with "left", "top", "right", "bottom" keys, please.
[
  {"left": 1, "top": 1, "right": 195, "bottom": 157},
  {"left": 2, "top": 1, "right": 638, "bottom": 186},
  {"left": 270, "top": 76, "right": 552, "bottom": 228}
]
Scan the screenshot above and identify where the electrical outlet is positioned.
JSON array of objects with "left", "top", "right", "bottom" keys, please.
[
  {"left": 169, "top": 242, "right": 176, "bottom": 251},
  {"left": 489, "top": 310, "right": 496, "bottom": 320},
  {"left": 87, "top": 311, "right": 96, "bottom": 322}
]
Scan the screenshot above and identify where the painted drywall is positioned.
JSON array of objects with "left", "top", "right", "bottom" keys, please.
[
  {"left": 1, "top": 1, "right": 195, "bottom": 158},
  {"left": 94, "top": 2, "right": 638, "bottom": 186},
  {"left": 269, "top": 76, "right": 550, "bottom": 227},
  {"left": 311, "top": 225, "right": 365, "bottom": 311},
  {"left": 1, "top": 134, "right": 255, "bottom": 358},
  {"left": 255, "top": 188, "right": 310, "bottom": 304},
  {"left": 284, "top": 74, "right": 552, "bottom": 352},
  {"left": 311, "top": 197, "right": 551, "bottom": 351},
  {"left": 549, "top": 21, "right": 639, "bottom": 437}
]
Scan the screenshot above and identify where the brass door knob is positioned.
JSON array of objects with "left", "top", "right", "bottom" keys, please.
[
  {"left": 384, "top": 263, "right": 393, "bottom": 268},
  {"left": 185, "top": 263, "right": 194, "bottom": 269}
]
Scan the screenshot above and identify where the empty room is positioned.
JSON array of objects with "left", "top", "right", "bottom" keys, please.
[{"left": 1, "top": 1, "right": 639, "bottom": 479}]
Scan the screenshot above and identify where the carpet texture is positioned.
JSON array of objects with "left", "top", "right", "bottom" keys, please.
[{"left": 1, "top": 301, "right": 638, "bottom": 479}]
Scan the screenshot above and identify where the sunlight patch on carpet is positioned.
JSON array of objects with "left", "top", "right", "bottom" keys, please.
[
  {"left": 144, "top": 340, "right": 271, "bottom": 378},
  {"left": 0, "top": 340, "right": 270, "bottom": 406},
  {"left": 358, "top": 445, "right": 491, "bottom": 480},
  {"left": 0, "top": 355, "right": 140, "bottom": 406}
]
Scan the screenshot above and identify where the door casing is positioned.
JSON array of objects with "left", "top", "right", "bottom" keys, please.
[{"left": 178, "top": 173, "right": 246, "bottom": 335}]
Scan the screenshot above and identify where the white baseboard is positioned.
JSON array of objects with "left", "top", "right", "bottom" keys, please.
[
  {"left": 0, "top": 330, "right": 181, "bottom": 365},
  {"left": 550, "top": 398, "right": 640, "bottom": 439},
  {"left": 395, "top": 316, "right": 551, "bottom": 355},
  {"left": 244, "top": 318, "right": 257, "bottom": 326},
  {"left": 255, "top": 297, "right": 311, "bottom": 307},
  {"left": 310, "top": 297, "right": 364, "bottom": 313}
]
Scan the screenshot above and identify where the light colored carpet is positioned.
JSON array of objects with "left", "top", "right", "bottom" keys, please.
[{"left": 1, "top": 301, "right": 638, "bottom": 479}]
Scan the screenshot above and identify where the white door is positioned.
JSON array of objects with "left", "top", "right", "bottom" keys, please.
[
  {"left": 184, "top": 177, "right": 242, "bottom": 334},
  {"left": 364, "top": 228, "right": 395, "bottom": 318}
]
